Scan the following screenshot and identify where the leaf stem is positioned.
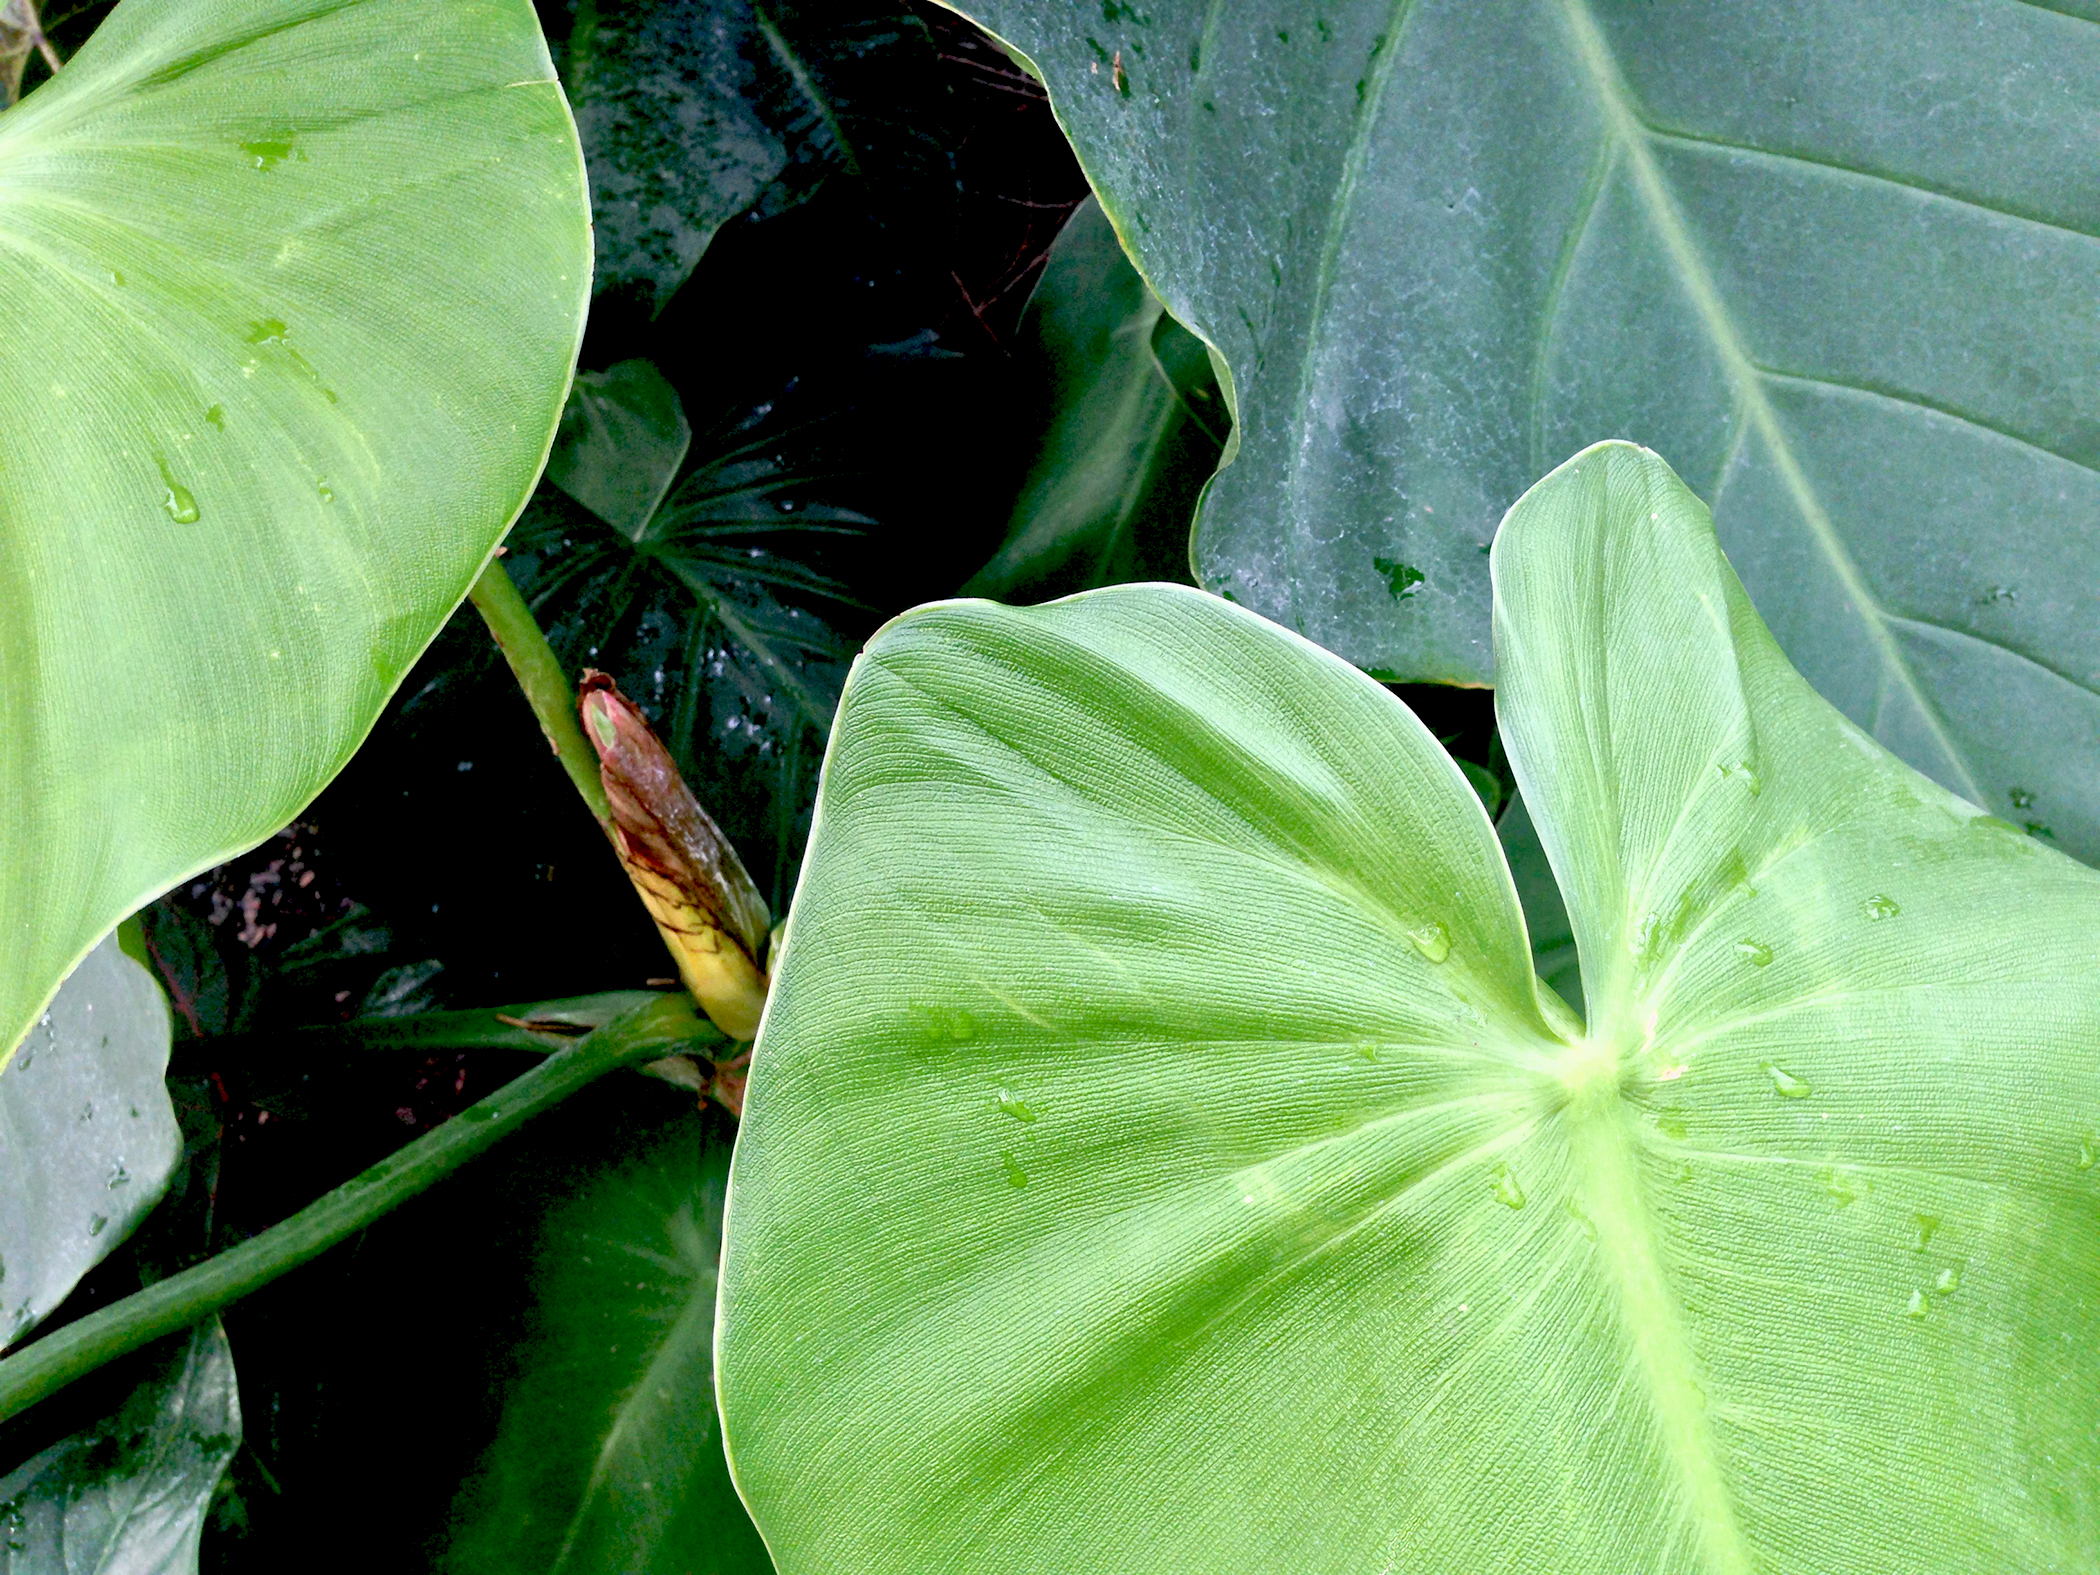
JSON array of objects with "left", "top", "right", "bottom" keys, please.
[
  {"left": 166, "top": 989, "right": 666, "bottom": 1074},
  {"left": 467, "top": 557, "right": 612, "bottom": 830},
  {"left": 0, "top": 994, "right": 718, "bottom": 1426}
]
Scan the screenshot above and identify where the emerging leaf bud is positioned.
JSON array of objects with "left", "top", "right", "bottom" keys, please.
[{"left": 578, "top": 672, "right": 771, "bottom": 1040}]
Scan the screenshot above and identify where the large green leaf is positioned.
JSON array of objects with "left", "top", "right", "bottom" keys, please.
[
  {"left": 717, "top": 441, "right": 2100, "bottom": 1571},
  {"left": 0, "top": 936, "right": 179, "bottom": 1349},
  {"left": 0, "top": 1320, "right": 238, "bottom": 1574},
  {"left": 445, "top": 1109, "right": 768, "bottom": 1574},
  {"left": 962, "top": 195, "right": 1223, "bottom": 600},
  {"left": 940, "top": 0, "right": 2100, "bottom": 863},
  {"left": 0, "top": 0, "right": 592, "bottom": 1061}
]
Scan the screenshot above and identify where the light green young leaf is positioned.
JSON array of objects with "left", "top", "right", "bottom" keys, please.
[
  {"left": 938, "top": 0, "right": 2100, "bottom": 862},
  {"left": 0, "top": 0, "right": 592, "bottom": 1063},
  {"left": 718, "top": 442, "right": 2100, "bottom": 1571},
  {"left": 445, "top": 1111, "right": 768, "bottom": 1575},
  {"left": 0, "top": 937, "right": 179, "bottom": 1348},
  {"left": 963, "top": 196, "right": 1223, "bottom": 601},
  {"left": 0, "top": 1320, "right": 238, "bottom": 1574}
]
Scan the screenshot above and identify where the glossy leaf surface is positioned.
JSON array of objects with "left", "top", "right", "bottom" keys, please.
[
  {"left": 963, "top": 196, "right": 1223, "bottom": 600},
  {"left": 0, "top": 1320, "right": 238, "bottom": 1573},
  {"left": 943, "top": 0, "right": 2100, "bottom": 861},
  {"left": 563, "top": 0, "right": 946, "bottom": 312},
  {"left": 446, "top": 1111, "right": 767, "bottom": 1575},
  {"left": 719, "top": 443, "right": 2100, "bottom": 1571},
  {"left": 0, "top": 937, "right": 178, "bottom": 1348},
  {"left": 0, "top": 0, "right": 592, "bottom": 1062}
]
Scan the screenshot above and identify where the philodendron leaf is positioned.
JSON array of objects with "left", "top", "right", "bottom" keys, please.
[
  {"left": 445, "top": 1111, "right": 769, "bottom": 1575},
  {"left": 962, "top": 195, "right": 1223, "bottom": 600},
  {"left": 0, "top": 936, "right": 179, "bottom": 1348},
  {"left": 717, "top": 441, "right": 2100, "bottom": 1571},
  {"left": 940, "top": 0, "right": 2100, "bottom": 864},
  {"left": 0, "top": 1321, "right": 239, "bottom": 1574},
  {"left": 0, "top": 0, "right": 592, "bottom": 1063}
]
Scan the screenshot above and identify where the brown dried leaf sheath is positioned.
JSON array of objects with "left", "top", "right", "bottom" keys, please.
[{"left": 579, "top": 671, "right": 771, "bottom": 1039}]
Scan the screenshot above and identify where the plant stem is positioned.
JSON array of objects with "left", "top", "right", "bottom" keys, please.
[
  {"left": 167, "top": 989, "right": 666, "bottom": 1074},
  {"left": 0, "top": 994, "right": 718, "bottom": 1426},
  {"left": 467, "top": 557, "right": 612, "bottom": 830}
]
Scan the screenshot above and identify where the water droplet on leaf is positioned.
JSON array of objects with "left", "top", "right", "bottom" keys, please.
[
  {"left": 994, "top": 1088, "right": 1036, "bottom": 1123},
  {"left": 1912, "top": 1213, "right": 1940, "bottom": 1251},
  {"left": 154, "top": 454, "right": 199, "bottom": 522},
  {"left": 1735, "top": 938, "right": 1773, "bottom": 966},
  {"left": 1763, "top": 1062, "right": 1811, "bottom": 1099},
  {"left": 1490, "top": 1161, "right": 1525, "bottom": 1209},
  {"left": 1934, "top": 1264, "right": 1963, "bottom": 1296},
  {"left": 999, "top": 1150, "right": 1028, "bottom": 1189},
  {"left": 1818, "top": 1166, "right": 1857, "bottom": 1207},
  {"left": 1863, "top": 894, "right": 1899, "bottom": 920},
  {"left": 87, "top": 1214, "right": 106, "bottom": 1237},
  {"left": 1904, "top": 1288, "right": 1928, "bottom": 1319},
  {"left": 1408, "top": 921, "right": 1451, "bottom": 963}
]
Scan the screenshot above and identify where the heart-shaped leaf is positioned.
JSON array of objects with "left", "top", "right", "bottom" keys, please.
[
  {"left": 939, "top": 0, "right": 2100, "bottom": 863},
  {"left": 717, "top": 441, "right": 2100, "bottom": 1570},
  {"left": 0, "top": 0, "right": 592, "bottom": 1061},
  {"left": 0, "top": 936, "right": 179, "bottom": 1349}
]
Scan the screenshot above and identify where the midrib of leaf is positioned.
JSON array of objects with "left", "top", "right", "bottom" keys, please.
[
  {"left": 551, "top": 1267, "right": 718, "bottom": 1575},
  {"left": 751, "top": 0, "right": 862, "bottom": 178},
  {"left": 1279, "top": 0, "right": 1417, "bottom": 631},
  {"left": 1550, "top": 0, "right": 1986, "bottom": 805},
  {"left": 1561, "top": 1080, "right": 1751, "bottom": 1575}
]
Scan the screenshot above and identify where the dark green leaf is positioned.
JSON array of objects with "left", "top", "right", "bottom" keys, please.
[
  {"left": 445, "top": 1111, "right": 767, "bottom": 1574},
  {"left": 0, "top": 1321, "right": 238, "bottom": 1574},
  {"left": 549, "top": 362, "right": 695, "bottom": 538},
  {"left": 1496, "top": 791, "right": 1580, "bottom": 1018},
  {"left": 510, "top": 368, "right": 867, "bottom": 914},
  {"left": 562, "top": 0, "right": 789, "bottom": 311},
  {"left": 943, "top": 0, "right": 2100, "bottom": 864},
  {"left": 963, "top": 196, "right": 1223, "bottom": 599},
  {"left": 562, "top": 0, "right": 948, "bottom": 311}
]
